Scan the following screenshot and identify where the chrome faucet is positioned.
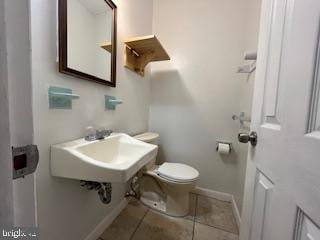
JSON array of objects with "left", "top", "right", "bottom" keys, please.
[
  {"left": 96, "top": 129, "right": 113, "bottom": 140},
  {"left": 85, "top": 127, "right": 113, "bottom": 141}
]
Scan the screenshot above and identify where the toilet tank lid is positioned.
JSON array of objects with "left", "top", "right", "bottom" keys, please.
[{"left": 134, "top": 132, "right": 159, "bottom": 142}]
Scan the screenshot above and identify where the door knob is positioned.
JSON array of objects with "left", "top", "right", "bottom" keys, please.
[{"left": 238, "top": 131, "right": 258, "bottom": 146}]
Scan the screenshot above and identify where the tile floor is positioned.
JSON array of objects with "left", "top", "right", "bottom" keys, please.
[{"left": 99, "top": 194, "right": 239, "bottom": 240}]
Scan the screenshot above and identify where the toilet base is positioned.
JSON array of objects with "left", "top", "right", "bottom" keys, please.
[
  {"left": 140, "top": 173, "right": 194, "bottom": 217},
  {"left": 140, "top": 196, "right": 166, "bottom": 213},
  {"left": 140, "top": 194, "right": 191, "bottom": 217}
]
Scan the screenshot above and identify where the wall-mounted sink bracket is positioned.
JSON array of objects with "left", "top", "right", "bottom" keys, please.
[
  {"left": 48, "top": 86, "right": 80, "bottom": 109},
  {"left": 105, "top": 95, "right": 123, "bottom": 110},
  {"left": 80, "top": 181, "right": 112, "bottom": 204}
]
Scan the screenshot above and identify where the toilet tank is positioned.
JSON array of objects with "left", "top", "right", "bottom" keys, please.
[
  {"left": 134, "top": 132, "right": 159, "bottom": 145},
  {"left": 134, "top": 132, "right": 159, "bottom": 169}
]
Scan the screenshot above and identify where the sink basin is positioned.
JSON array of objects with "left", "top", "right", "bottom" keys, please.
[{"left": 51, "top": 133, "right": 158, "bottom": 182}]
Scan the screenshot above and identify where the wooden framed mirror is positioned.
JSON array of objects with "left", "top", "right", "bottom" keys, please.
[{"left": 59, "top": 0, "right": 117, "bottom": 87}]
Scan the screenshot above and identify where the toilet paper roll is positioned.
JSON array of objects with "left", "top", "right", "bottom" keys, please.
[{"left": 217, "top": 143, "right": 231, "bottom": 154}]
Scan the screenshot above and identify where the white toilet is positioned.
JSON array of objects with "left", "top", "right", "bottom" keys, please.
[{"left": 134, "top": 132, "right": 199, "bottom": 217}]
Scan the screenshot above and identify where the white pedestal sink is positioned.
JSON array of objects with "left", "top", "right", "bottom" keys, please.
[{"left": 50, "top": 133, "right": 158, "bottom": 182}]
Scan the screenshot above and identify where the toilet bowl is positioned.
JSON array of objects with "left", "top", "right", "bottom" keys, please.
[{"left": 134, "top": 132, "right": 199, "bottom": 217}]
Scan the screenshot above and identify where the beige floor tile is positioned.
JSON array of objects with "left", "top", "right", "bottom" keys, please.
[
  {"left": 195, "top": 195, "right": 238, "bottom": 234},
  {"left": 131, "top": 209, "right": 193, "bottom": 240},
  {"left": 194, "top": 223, "right": 239, "bottom": 240},
  {"left": 100, "top": 200, "right": 148, "bottom": 240}
]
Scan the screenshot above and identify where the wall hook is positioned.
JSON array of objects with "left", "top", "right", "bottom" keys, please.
[
  {"left": 105, "top": 95, "right": 123, "bottom": 110},
  {"left": 48, "top": 86, "right": 80, "bottom": 109}
]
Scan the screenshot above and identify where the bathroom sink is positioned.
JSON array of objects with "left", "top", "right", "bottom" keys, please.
[{"left": 51, "top": 133, "right": 158, "bottom": 182}]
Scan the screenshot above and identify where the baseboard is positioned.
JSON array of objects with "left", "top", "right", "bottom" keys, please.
[
  {"left": 191, "top": 187, "right": 241, "bottom": 229},
  {"left": 231, "top": 195, "right": 241, "bottom": 229},
  {"left": 192, "top": 187, "right": 233, "bottom": 202},
  {"left": 85, "top": 198, "right": 128, "bottom": 240}
]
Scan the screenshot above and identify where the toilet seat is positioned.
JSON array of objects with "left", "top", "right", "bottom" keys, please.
[{"left": 156, "top": 163, "right": 199, "bottom": 183}]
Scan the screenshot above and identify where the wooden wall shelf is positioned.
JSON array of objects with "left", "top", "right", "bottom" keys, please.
[
  {"left": 124, "top": 35, "right": 170, "bottom": 76},
  {"left": 100, "top": 41, "right": 112, "bottom": 53}
]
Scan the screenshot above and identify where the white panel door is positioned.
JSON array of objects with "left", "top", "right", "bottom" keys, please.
[
  {"left": 297, "top": 213, "right": 320, "bottom": 240},
  {"left": 240, "top": 0, "right": 320, "bottom": 239},
  {"left": 249, "top": 172, "right": 274, "bottom": 240}
]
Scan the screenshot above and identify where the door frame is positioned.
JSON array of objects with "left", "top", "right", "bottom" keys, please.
[
  {"left": 0, "top": 0, "right": 14, "bottom": 227},
  {"left": 1, "top": 0, "right": 37, "bottom": 227}
]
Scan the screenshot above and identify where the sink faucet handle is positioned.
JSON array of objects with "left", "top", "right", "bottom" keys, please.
[
  {"left": 105, "top": 129, "right": 113, "bottom": 136},
  {"left": 96, "top": 129, "right": 113, "bottom": 140}
]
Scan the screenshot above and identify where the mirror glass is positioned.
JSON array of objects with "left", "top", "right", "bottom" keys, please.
[{"left": 59, "top": 0, "right": 117, "bottom": 87}]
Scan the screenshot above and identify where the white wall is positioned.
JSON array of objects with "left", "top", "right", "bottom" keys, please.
[
  {"left": 30, "top": 0, "right": 153, "bottom": 239},
  {"left": 150, "top": 0, "right": 261, "bottom": 213}
]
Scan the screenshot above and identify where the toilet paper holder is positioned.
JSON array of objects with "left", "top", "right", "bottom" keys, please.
[{"left": 216, "top": 141, "right": 232, "bottom": 152}]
